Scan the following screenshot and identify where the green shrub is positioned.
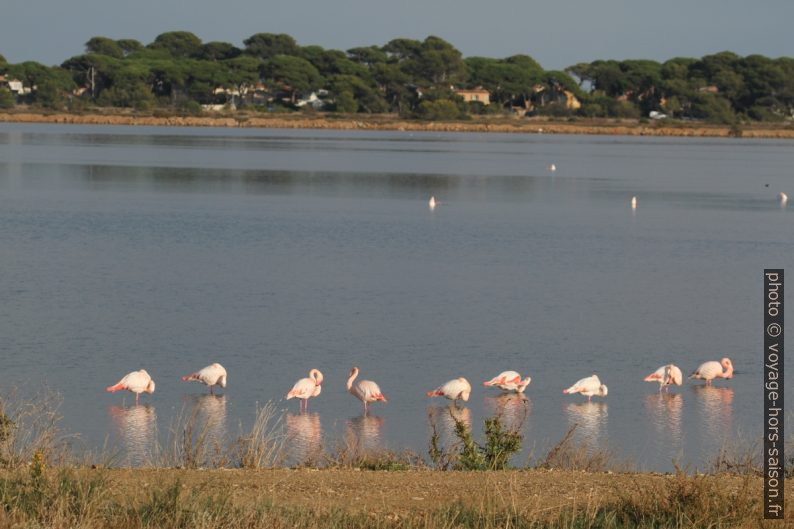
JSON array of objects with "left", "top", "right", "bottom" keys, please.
[{"left": 415, "top": 99, "right": 461, "bottom": 120}]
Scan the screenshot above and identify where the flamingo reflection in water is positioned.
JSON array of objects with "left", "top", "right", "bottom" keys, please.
[
  {"left": 483, "top": 393, "right": 530, "bottom": 431},
  {"left": 344, "top": 414, "right": 385, "bottom": 455},
  {"left": 427, "top": 403, "right": 472, "bottom": 457},
  {"left": 108, "top": 404, "right": 157, "bottom": 466},
  {"left": 644, "top": 392, "right": 684, "bottom": 461},
  {"left": 183, "top": 394, "right": 228, "bottom": 456},
  {"left": 286, "top": 412, "right": 323, "bottom": 464},
  {"left": 692, "top": 385, "right": 734, "bottom": 451},
  {"left": 563, "top": 401, "right": 608, "bottom": 450}
]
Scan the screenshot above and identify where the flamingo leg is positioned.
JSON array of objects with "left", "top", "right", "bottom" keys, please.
[
  {"left": 305, "top": 399, "right": 309, "bottom": 412},
  {"left": 135, "top": 393, "right": 140, "bottom": 405}
]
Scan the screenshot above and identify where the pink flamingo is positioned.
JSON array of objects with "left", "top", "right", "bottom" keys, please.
[
  {"left": 483, "top": 371, "right": 531, "bottom": 393},
  {"left": 181, "top": 363, "right": 227, "bottom": 394},
  {"left": 563, "top": 374, "right": 608, "bottom": 401},
  {"left": 347, "top": 367, "right": 387, "bottom": 414},
  {"left": 286, "top": 369, "right": 323, "bottom": 412},
  {"left": 689, "top": 358, "right": 733, "bottom": 385},
  {"left": 106, "top": 369, "right": 155, "bottom": 404},
  {"left": 644, "top": 364, "right": 683, "bottom": 392},
  {"left": 427, "top": 377, "right": 472, "bottom": 405}
]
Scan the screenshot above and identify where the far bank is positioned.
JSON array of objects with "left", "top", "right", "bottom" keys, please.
[{"left": 2, "top": 110, "right": 794, "bottom": 138}]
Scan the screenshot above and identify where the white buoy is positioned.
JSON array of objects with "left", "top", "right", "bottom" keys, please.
[
  {"left": 631, "top": 196, "right": 637, "bottom": 209},
  {"left": 778, "top": 192, "right": 788, "bottom": 205},
  {"left": 547, "top": 163, "right": 556, "bottom": 172},
  {"left": 429, "top": 196, "right": 437, "bottom": 210}
]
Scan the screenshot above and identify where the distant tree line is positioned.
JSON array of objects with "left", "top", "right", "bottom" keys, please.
[{"left": 0, "top": 32, "right": 792, "bottom": 123}]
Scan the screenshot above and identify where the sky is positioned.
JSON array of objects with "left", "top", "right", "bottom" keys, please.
[{"left": 2, "top": 0, "right": 792, "bottom": 69}]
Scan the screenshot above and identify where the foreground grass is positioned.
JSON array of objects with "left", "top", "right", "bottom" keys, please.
[{"left": 0, "top": 466, "right": 790, "bottom": 528}]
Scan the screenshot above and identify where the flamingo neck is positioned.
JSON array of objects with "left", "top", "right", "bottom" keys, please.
[
  {"left": 721, "top": 364, "right": 734, "bottom": 378},
  {"left": 346, "top": 371, "right": 358, "bottom": 391}
]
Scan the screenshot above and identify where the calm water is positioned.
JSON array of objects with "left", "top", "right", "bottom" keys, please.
[{"left": 0, "top": 123, "right": 792, "bottom": 470}]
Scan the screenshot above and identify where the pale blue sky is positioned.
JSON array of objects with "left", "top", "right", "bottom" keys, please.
[{"left": 3, "top": 0, "right": 792, "bottom": 69}]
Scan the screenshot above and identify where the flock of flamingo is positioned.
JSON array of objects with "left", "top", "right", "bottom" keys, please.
[{"left": 105, "top": 358, "right": 735, "bottom": 412}]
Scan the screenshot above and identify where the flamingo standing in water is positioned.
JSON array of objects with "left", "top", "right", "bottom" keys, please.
[
  {"left": 347, "top": 367, "right": 387, "bottom": 414},
  {"left": 428, "top": 196, "right": 438, "bottom": 210},
  {"left": 106, "top": 369, "right": 155, "bottom": 404},
  {"left": 689, "top": 358, "right": 733, "bottom": 385},
  {"left": 181, "top": 363, "right": 227, "bottom": 394},
  {"left": 427, "top": 377, "right": 471, "bottom": 405},
  {"left": 644, "top": 364, "right": 683, "bottom": 392},
  {"left": 563, "top": 374, "right": 608, "bottom": 401},
  {"left": 483, "top": 371, "right": 531, "bottom": 393},
  {"left": 286, "top": 369, "right": 323, "bottom": 412}
]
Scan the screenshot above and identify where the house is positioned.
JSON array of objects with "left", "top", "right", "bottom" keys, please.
[
  {"left": 698, "top": 85, "right": 719, "bottom": 94},
  {"left": 201, "top": 101, "right": 236, "bottom": 112},
  {"left": 453, "top": 87, "right": 490, "bottom": 105},
  {"left": 4, "top": 79, "right": 32, "bottom": 95},
  {"left": 529, "top": 84, "right": 581, "bottom": 110},
  {"left": 562, "top": 90, "right": 581, "bottom": 110},
  {"left": 295, "top": 91, "right": 325, "bottom": 109}
]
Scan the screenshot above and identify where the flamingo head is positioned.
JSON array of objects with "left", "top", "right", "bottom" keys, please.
[
  {"left": 460, "top": 390, "right": 470, "bottom": 402},
  {"left": 720, "top": 358, "right": 734, "bottom": 378},
  {"left": 599, "top": 384, "right": 608, "bottom": 397},
  {"left": 310, "top": 369, "right": 324, "bottom": 386},
  {"left": 145, "top": 380, "right": 156, "bottom": 394},
  {"left": 517, "top": 377, "right": 532, "bottom": 392},
  {"left": 218, "top": 375, "right": 227, "bottom": 388},
  {"left": 349, "top": 366, "right": 359, "bottom": 378}
]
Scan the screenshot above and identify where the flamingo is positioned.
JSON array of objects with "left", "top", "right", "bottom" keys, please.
[
  {"left": 181, "top": 363, "right": 227, "bottom": 394},
  {"left": 347, "top": 367, "right": 386, "bottom": 414},
  {"left": 631, "top": 196, "right": 638, "bottom": 209},
  {"left": 483, "top": 371, "right": 531, "bottom": 393},
  {"left": 779, "top": 192, "right": 788, "bottom": 205},
  {"left": 547, "top": 163, "right": 557, "bottom": 172},
  {"left": 689, "top": 358, "right": 733, "bottom": 385},
  {"left": 106, "top": 369, "right": 155, "bottom": 404},
  {"left": 563, "top": 374, "right": 608, "bottom": 401},
  {"left": 429, "top": 196, "right": 438, "bottom": 210},
  {"left": 286, "top": 369, "right": 323, "bottom": 412},
  {"left": 426, "top": 377, "right": 471, "bottom": 405},
  {"left": 644, "top": 364, "right": 683, "bottom": 392}
]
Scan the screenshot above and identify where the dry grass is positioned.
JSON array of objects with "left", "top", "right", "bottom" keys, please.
[
  {"left": 0, "top": 389, "right": 72, "bottom": 469},
  {"left": 232, "top": 402, "right": 287, "bottom": 469},
  {"left": 0, "top": 465, "right": 789, "bottom": 529},
  {"left": 536, "top": 425, "right": 631, "bottom": 473}
]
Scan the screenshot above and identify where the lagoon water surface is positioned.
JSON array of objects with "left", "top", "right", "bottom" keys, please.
[{"left": 0, "top": 123, "right": 792, "bottom": 470}]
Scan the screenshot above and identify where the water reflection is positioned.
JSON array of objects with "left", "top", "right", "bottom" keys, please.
[
  {"left": 644, "top": 393, "right": 684, "bottom": 461},
  {"left": 108, "top": 404, "right": 157, "bottom": 466},
  {"left": 285, "top": 412, "right": 323, "bottom": 464},
  {"left": 483, "top": 394, "right": 530, "bottom": 431},
  {"left": 183, "top": 394, "right": 228, "bottom": 452},
  {"left": 345, "top": 414, "right": 384, "bottom": 453},
  {"left": 692, "top": 386, "right": 733, "bottom": 450},
  {"left": 427, "top": 404, "right": 471, "bottom": 455},
  {"left": 564, "top": 401, "right": 608, "bottom": 448}
]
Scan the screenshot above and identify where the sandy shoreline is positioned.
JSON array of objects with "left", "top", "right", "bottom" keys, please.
[{"left": 2, "top": 110, "right": 794, "bottom": 138}]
